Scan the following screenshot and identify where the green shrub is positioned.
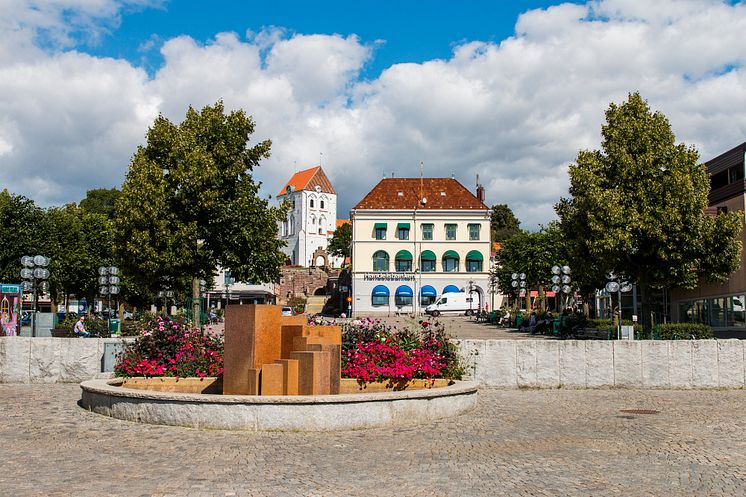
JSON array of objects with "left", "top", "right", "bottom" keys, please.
[
  {"left": 585, "top": 318, "right": 637, "bottom": 329},
  {"left": 658, "top": 323, "right": 712, "bottom": 340},
  {"left": 58, "top": 315, "right": 111, "bottom": 337}
]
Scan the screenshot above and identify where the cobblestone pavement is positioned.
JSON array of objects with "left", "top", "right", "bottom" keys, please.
[{"left": 2, "top": 385, "right": 745, "bottom": 496}]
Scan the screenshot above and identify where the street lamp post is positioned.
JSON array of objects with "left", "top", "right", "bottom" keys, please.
[
  {"left": 20, "top": 255, "right": 50, "bottom": 337},
  {"left": 468, "top": 279, "right": 475, "bottom": 316},
  {"left": 605, "top": 272, "right": 632, "bottom": 340},
  {"left": 98, "top": 266, "right": 120, "bottom": 333},
  {"left": 511, "top": 272, "right": 526, "bottom": 311},
  {"left": 550, "top": 265, "right": 572, "bottom": 311}
]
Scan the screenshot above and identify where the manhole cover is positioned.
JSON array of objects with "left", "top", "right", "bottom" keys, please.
[{"left": 619, "top": 409, "right": 660, "bottom": 415}]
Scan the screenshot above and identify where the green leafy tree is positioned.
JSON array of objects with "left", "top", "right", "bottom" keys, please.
[
  {"left": 493, "top": 224, "right": 567, "bottom": 311},
  {"left": 114, "top": 102, "right": 287, "bottom": 309},
  {"left": 490, "top": 204, "right": 521, "bottom": 242},
  {"left": 556, "top": 92, "right": 742, "bottom": 330},
  {"left": 327, "top": 222, "right": 351, "bottom": 259},
  {"left": 79, "top": 188, "right": 121, "bottom": 219},
  {"left": 39, "top": 205, "right": 115, "bottom": 313},
  {"left": 0, "top": 190, "right": 45, "bottom": 282}
]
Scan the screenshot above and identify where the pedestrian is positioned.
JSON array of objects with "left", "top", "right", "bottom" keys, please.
[
  {"left": 209, "top": 309, "right": 216, "bottom": 325},
  {"left": 528, "top": 312, "right": 537, "bottom": 334},
  {"left": 73, "top": 316, "right": 90, "bottom": 338}
]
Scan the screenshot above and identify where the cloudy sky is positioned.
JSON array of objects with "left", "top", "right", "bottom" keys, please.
[{"left": 2, "top": 0, "right": 746, "bottom": 229}]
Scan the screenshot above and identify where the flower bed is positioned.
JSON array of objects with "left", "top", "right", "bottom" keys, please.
[
  {"left": 311, "top": 316, "right": 465, "bottom": 382},
  {"left": 114, "top": 316, "right": 223, "bottom": 378}
]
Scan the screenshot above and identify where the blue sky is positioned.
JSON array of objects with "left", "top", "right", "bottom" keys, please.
[
  {"left": 88, "top": 1, "right": 580, "bottom": 79},
  {"left": 3, "top": 0, "right": 746, "bottom": 228}
]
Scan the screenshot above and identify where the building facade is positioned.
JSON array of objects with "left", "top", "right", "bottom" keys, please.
[
  {"left": 670, "top": 142, "right": 746, "bottom": 336},
  {"left": 350, "top": 178, "right": 491, "bottom": 316},
  {"left": 205, "top": 268, "right": 275, "bottom": 309},
  {"left": 277, "top": 166, "right": 342, "bottom": 268}
]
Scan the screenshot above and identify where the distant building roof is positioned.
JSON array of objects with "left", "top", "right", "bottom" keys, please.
[
  {"left": 336, "top": 219, "right": 350, "bottom": 228},
  {"left": 277, "top": 166, "right": 335, "bottom": 197},
  {"left": 353, "top": 178, "right": 488, "bottom": 210}
]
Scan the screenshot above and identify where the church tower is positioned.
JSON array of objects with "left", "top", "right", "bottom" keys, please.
[{"left": 276, "top": 166, "right": 338, "bottom": 267}]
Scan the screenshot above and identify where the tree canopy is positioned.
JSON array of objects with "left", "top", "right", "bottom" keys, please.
[
  {"left": 0, "top": 190, "right": 45, "bottom": 283},
  {"left": 492, "top": 224, "right": 567, "bottom": 300},
  {"left": 0, "top": 191, "right": 113, "bottom": 309},
  {"left": 114, "top": 101, "right": 287, "bottom": 296},
  {"left": 327, "top": 222, "right": 351, "bottom": 259},
  {"left": 556, "top": 92, "right": 742, "bottom": 326},
  {"left": 490, "top": 204, "right": 521, "bottom": 242},
  {"left": 79, "top": 188, "right": 121, "bottom": 219}
]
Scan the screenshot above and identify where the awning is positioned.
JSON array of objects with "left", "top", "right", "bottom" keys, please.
[
  {"left": 372, "top": 285, "right": 390, "bottom": 297},
  {"left": 395, "top": 249, "right": 413, "bottom": 261},
  {"left": 374, "top": 222, "right": 387, "bottom": 229},
  {"left": 466, "top": 250, "right": 483, "bottom": 261},
  {"left": 443, "top": 285, "right": 460, "bottom": 294},
  {"left": 443, "top": 250, "right": 459, "bottom": 259},
  {"left": 530, "top": 290, "right": 556, "bottom": 297},
  {"left": 395, "top": 285, "right": 413, "bottom": 297},
  {"left": 420, "top": 250, "right": 436, "bottom": 260},
  {"left": 397, "top": 222, "right": 410, "bottom": 229},
  {"left": 420, "top": 285, "right": 437, "bottom": 297}
]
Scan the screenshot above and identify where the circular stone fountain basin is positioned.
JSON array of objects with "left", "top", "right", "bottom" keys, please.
[{"left": 79, "top": 378, "right": 478, "bottom": 431}]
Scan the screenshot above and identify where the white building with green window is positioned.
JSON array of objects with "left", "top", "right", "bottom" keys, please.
[{"left": 350, "top": 177, "right": 491, "bottom": 316}]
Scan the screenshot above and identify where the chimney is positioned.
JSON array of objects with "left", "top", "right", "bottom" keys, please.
[{"left": 476, "top": 184, "right": 485, "bottom": 202}]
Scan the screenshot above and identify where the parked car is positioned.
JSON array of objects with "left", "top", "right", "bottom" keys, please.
[
  {"left": 424, "top": 292, "right": 477, "bottom": 317},
  {"left": 281, "top": 306, "right": 293, "bottom": 316}
]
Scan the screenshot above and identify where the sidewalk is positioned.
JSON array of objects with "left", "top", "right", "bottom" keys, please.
[{"left": 369, "top": 315, "right": 550, "bottom": 340}]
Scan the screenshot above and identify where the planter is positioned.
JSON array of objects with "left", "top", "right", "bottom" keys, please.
[
  {"left": 116, "top": 377, "right": 451, "bottom": 395},
  {"left": 51, "top": 328, "right": 73, "bottom": 338},
  {"left": 119, "top": 376, "right": 222, "bottom": 394},
  {"left": 340, "top": 377, "right": 453, "bottom": 393}
]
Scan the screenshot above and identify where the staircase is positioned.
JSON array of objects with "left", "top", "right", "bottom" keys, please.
[{"left": 305, "top": 296, "right": 328, "bottom": 315}]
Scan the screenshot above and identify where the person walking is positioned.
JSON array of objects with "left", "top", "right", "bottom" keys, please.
[{"left": 73, "top": 316, "right": 90, "bottom": 338}]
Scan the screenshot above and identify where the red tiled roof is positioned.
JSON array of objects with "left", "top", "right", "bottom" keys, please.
[
  {"left": 336, "top": 219, "right": 350, "bottom": 228},
  {"left": 277, "top": 166, "right": 336, "bottom": 196},
  {"left": 353, "top": 178, "right": 488, "bottom": 210}
]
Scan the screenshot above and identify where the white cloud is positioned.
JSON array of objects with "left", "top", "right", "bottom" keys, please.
[{"left": 2, "top": 0, "right": 746, "bottom": 229}]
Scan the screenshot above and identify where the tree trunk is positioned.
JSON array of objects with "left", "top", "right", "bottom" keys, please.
[
  {"left": 192, "top": 276, "right": 201, "bottom": 325},
  {"left": 538, "top": 285, "right": 546, "bottom": 312},
  {"left": 639, "top": 282, "right": 650, "bottom": 337}
]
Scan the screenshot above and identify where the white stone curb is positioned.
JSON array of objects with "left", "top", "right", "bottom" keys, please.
[{"left": 79, "top": 379, "right": 479, "bottom": 431}]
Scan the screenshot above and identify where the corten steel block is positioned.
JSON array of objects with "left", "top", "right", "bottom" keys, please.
[
  {"left": 260, "top": 363, "right": 285, "bottom": 396},
  {"left": 290, "top": 350, "right": 331, "bottom": 395},
  {"left": 274, "top": 359, "right": 299, "bottom": 395},
  {"left": 281, "top": 315, "right": 307, "bottom": 327},
  {"left": 223, "top": 305, "right": 282, "bottom": 394},
  {"left": 308, "top": 326, "right": 342, "bottom": 344},
  {"left": 306, "top": 343, "right": 342, "bottom": 395},
  {"left": 246, "top": 368, "right": 260, "bottom": 396},
  {"left": 280, "top": 324, "right": 308, "bottom": 359},
  {"left": 291, "top": 333, "right": 340, "bottom": 351}
]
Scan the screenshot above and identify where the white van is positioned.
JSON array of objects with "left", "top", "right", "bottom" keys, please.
[{"left": 424, "top": 292, "right": 477, "bottom": 317}]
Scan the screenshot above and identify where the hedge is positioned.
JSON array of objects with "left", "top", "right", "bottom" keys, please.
[{"left": 658, "top": 323, "right": 712, "bottom": 340}]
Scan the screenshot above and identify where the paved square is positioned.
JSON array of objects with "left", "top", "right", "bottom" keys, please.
[{"left": 1, "top": 384, "right": 745, "bottom": 496}]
